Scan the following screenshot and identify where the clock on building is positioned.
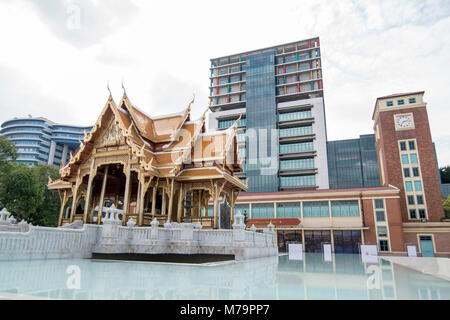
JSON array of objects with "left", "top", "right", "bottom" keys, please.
[{"left": 395, "top": 114, "right": 414, "bottom": 130}]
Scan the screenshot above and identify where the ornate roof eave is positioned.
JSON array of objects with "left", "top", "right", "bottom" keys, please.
[
  {"left": 222, "top": 113, "right": 242, "bottom": 166},
  {"left": 61, "top": 93, "right": 131, "bottom": 178}
]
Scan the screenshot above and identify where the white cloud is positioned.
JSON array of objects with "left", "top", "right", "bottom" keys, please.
[{"left": 0, "top": 0, "right": 449, "bottom": 165}]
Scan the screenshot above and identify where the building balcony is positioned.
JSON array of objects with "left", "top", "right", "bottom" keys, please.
[
  {"left": 210, "top": 70, "right": 245, "bottom": 80},
  {"left": 278, "top": 150, "right": 316, "bottom": 160},
  {"left": 276, "top": 67, "right": 321, "bottom": 78},
  {"left": 276, "top": 77, "right": 323, "bottom": 88},
  {"left": 278, "top": 118, "right": 314, "bottom": 128},
  {"left": 274, "top": 45, "right": 320, "bottom": 58},
  {"left": 209, "top": 90, "right": 246, "bottom": 99},
  {"left": 279, "top": 133, "right": 316, "bottom": 144},
  {"left": 209, "top": 100, "right": 246, "bottom": 112},
  {"left": 279, "top": 168, "right": 318, "bottom": 176},
  {"left": 210, "top": 60, "right": 246, "bottom": 70}
]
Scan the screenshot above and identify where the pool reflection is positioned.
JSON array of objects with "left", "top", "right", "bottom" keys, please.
[{"left": 0, "top": 254, "right": 449, "bottom": 300}]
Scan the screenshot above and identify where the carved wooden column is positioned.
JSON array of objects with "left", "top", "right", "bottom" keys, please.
[
  {"left": 138, "top": 176, "right": 146, "bottom": 226},
  {"left": 58, "top": 190, "right": 67, "bottom": 226},
  {"left": 213, "top": 182, "right": 219, "bottom": 229},
  {"left": 97, "top": 166, "right": 109, "bottom": 225},
  {"left": 136, "top": 174, "right": 142, "bottom": 215},
  {"left": 83, "top": 159, "right": 96, "bottom": 224},
  {"left": 231, "top": 189, "right": 235, "bottom": 225},
  {"left": 177, "top": 184, "right": 183, "bottom": 222},
  {"left": 122, "top": 159, "right": 132, "bottom": 226},
  {"left": 151, "top": 186, "right": 157, "bottom": 217},
  {"left": 69, "top": 169, "right": 81, "bottom": 223},
  {"left": 167, "top": 179, "right": 174, "bottom": 222},
  {"left": 161, "top": 187, "right": 167, "bottom": 216}
]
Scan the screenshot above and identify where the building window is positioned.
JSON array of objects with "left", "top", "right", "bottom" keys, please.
[
  {"left": 376, "top": 211, "right": 386, "bottom": 222},
  {"left": 403, "top": 168, "right": 411, "bottom": 178},
  {"left": 277, "top": 202, "right": 301, "bottom": 218},
  {"left": 387, "top": 101, "right": 394, "bottom": 107},
  {"left": 279, "top": 141, "right": 314, "bottom": 154},
  {"left": 401, "top": 155, "right": 409, "bottom": 164},
  {"left": 400, "top": 141, "right": 407, "bottom": 151},
  {"left": 409, "top": 209, "right": 417, "bottom": 219},
  {"left": 414, "top": 181, "right": 422, "bottom": 191},
  {"left": 279, "top": 175, "right": 316, "bottom": 187},
  {"left": 377, "top": 226, "right": 388, "bottom": 237},
  {"left": 407, "top": 195, "right": 415, "bottom": 205},
  {"left": 412, "top": 167, "right": 420, "bottom": 177},
  {"left": 279, "top": 158, "right": 315, "bottom": 170},
  {"left": 408, "top": 141, "right": 416, "bottom": 150},
  {"left": 419, "top": 209, "right": 426, "bottom": 219},
  {"left": 374, "top": 199, "right": 384, "bottom": 209},
  {"left": 405, "top": 181, "right": 413, "bottom": 192},
  {"left": 417, "top": 195, "right": 424, "bottom": 205},
  {"left": 397, "top": 99, "right": 405, "bottom": 105},
  {"left": 303, "top": 201, "right": 329, "bottom": 218},
  {"left": 331, "top": 200, "right": 360, "bottom": 217},
  {"left": 409, "top": 98, "right": 416, "bottom": 104},
  {"left": 410, "top": 154, "right": 418, "bottom": 164},
  {"left": 379, "top": 240, "right": 390, "bottom": 252},
  {"left": 252, "top": 203, "right": 274, "bottom": 219}
]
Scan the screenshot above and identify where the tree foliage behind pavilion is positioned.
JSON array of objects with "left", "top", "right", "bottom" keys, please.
[{"left": 0, "top": 135, "right": 60, "bottom": 226}]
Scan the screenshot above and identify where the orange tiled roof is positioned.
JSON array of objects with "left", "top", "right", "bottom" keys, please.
[{"left": 56, "top": 91, "right": 245, "bottom": 190}]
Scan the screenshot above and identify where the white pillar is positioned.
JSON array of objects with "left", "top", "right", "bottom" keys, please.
[
  {"left": 48, "top": 141, "right": 56, "bottom": 165},
  {"left": 61, "top": 144, "right": 69, "bottom": 164}
]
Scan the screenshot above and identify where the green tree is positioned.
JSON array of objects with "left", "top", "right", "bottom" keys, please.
[
  {"left": 0, "top": 164, "right": 44, "bottom": 223},
  {"left": 440, "top": 166, "right": 450, "bottom": 183},
  {"left": 30, "top": 164, "right": 61, "bottom": 227},
  {"left": 0, "top": 135, "right": 18, "bottom": 170}
]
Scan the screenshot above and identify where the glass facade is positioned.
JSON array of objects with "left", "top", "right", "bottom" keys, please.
[
  {"left": 279, "top": 175, "right": 316, "bottom": 188},
  {"left": 327, "top": 134, "right": 380, "bottom": 189},
  {"left": 251, "top": 203, "right": 274, "bottom": 218},
  {"left": 331, "top": 200, "right": 360, "bottom": 217},
  {"left": 245, "top": 51, "right": 279, "bottom": 192},
  {"left": 303, "top": 201, "right": 329, "bottom": 217},
  {"left": 278, "top": 109, "right": 312, "bottom": 122},
  {"left": 279, "top": 158, "right": 315, "bottom": 170},
  {"left": 279, "top": 141, "right": 314, "bottom": 154},
  {"left": 276, "top": 202, "right": 301, "bottom": 218}
]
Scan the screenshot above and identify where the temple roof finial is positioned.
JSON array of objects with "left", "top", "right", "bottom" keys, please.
[
  {"left": 107, "top": 81, "right": 112, "bottom": 97},
  {"left": 122, "top": 78, "right": 127, "bottom": 98}
]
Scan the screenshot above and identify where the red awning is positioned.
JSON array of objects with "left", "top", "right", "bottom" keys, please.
[{"left": 246, "top": 218, "right": 301, "bottom": 227}]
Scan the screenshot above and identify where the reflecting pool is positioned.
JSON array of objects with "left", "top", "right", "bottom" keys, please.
[{"left": 0, "top": 254, "right": 449, "bottom": 300}]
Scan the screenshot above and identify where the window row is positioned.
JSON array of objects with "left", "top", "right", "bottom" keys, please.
[
  {"left": 403, "top": 167, "right": 420, "bottom": 178},
  {"left": 401, "top": 153, "right": 419, "bottom": 165},
  {"left": 400, "top": 140, "right": 416, "bottom": 151},
  {"left": 217, "top": 117, "right": 246, "bottom": 129},
  {"left": 407, "top": 195, "right": 425, "bottom": 205},
  {"left": 235, "top": 200, "right": 361, "bottom": 219},
  {"left": 386, "top": 97, "right": 416, "bottom": 107},
  {"left": 405, "top": 181, "right": 422, "bottom": 192},
  {"left": 279, "top": 175, "right": 316, "bottom": 187},
  {"left": 279, "top": 141, "right": 314, "bottom": 154},
  {"left": 279, "top": 125, "right": 313, "bottom": 138},
  {"left": 279, "top": 158, "right": 315, "bottom": 170},
  {"left": 409, "top": 208, "right": 427, "bottom": 220},
  {"left": 278, "top": 109, "right": 312, "bottom": 122}
]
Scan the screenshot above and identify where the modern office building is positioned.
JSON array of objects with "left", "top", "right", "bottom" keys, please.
[
  {"left": 209, "top": 37, "right": 329, "bottom": 192},
  {"left": 229, "top": 91, "right": 449, "bottom": 257},
  {"left": 1, "top": 116, "right": 91, "bottom": 167},
  {"left": 327, "top": 134, "right": 381, "bottom": 189}
]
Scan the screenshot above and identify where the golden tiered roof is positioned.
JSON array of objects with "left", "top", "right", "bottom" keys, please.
[{"left": 56, "top": 89, "right": 246, "bottom": 191}]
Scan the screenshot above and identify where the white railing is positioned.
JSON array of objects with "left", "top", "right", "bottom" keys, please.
[{"left": 0, "top": 210, "right": 277, "bottom": 261}]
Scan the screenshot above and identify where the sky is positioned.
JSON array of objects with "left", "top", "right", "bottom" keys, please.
[{"left": 0, "top": 0, "right": 449, "bottom": 166}]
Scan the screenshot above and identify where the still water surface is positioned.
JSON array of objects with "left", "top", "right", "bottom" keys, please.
[{"left": 0, "top": 254, "right": 448, "bottom": 300}]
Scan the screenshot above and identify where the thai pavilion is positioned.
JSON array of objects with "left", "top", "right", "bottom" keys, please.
[{"left": 48, "top": 88, "right": 247, "bottom": 229}]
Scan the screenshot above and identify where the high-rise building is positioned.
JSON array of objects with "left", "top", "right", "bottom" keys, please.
[
  {"left": 1, "top": 116, "right": 91, "bottom": 167},
  {"left": 327, "top": 134, "right": 381, "bottom": 189},
  {"left": 209, "top": 37, "right": 328, "bottom": 193}
]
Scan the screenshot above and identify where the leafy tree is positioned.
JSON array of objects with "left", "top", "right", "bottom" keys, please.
[
  {"left": 30, "top": 164, "right": 61, "bottom": 227},
  {"left": 440, "top": 166, "right": 450, "bottom": 183},
  {"left": 0, "top": 164, "right": 44, "bottom": 223},
  {"left": 0, "top": 135, "right": 18, "bottom": 170}
]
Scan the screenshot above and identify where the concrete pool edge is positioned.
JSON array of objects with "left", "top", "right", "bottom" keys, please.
[{"left": 382, "top": 256, "right": 450, "bottom": 281}]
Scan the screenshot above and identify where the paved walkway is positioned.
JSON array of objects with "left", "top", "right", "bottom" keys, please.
[
  {"left": 382, "top": 256, "right": 450, "bottom": 281},
  {"left": 0, "top": 292, "right": 54, "bottom": 300}
]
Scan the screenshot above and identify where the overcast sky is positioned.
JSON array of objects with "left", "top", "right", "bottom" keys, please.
[{"left": 0, "top": 0, "right": 449, "bottom": 166}]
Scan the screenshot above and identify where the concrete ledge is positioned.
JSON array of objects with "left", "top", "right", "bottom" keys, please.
[{"left": 382, "top": 256, "right": 450, "bottom": 281}]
